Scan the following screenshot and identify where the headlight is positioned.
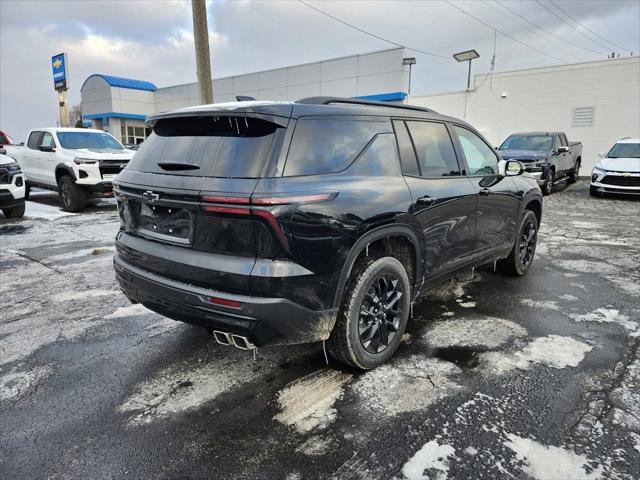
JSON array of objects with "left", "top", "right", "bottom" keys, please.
[
  {"left": 73, "top": 157, "right": 97, "bottom": 165},
  {"left": 592, "top": 167, "right": 605, "bottom": 175}
]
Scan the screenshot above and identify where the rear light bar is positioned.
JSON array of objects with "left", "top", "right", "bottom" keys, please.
[
  {"left": 200, "top": 192, "right": 337, "bottom": 252},
  {"left": 208, "top": 296, "right": 242, "bottom": 309}
]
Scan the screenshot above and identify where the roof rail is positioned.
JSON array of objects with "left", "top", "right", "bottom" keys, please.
[{"left": 295, "top": 96, "right": 434, "bottom": 114}]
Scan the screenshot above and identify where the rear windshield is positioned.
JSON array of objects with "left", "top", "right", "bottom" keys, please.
[
  {"left": 608, "top": 142, "right": 640, "bottom": 158},
  {"left": 126, "top": 116, "right": 283, "bottom": 178},
  {"left": 57, "top": 131, "right": 124, "bottom": 151},
  {"left": 499, "top": 135, "right": 553, "bottom": 151}
]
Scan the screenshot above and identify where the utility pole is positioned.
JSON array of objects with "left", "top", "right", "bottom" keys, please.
[{"left": 192, "top": 0, "right": 213, "bottom": 104}]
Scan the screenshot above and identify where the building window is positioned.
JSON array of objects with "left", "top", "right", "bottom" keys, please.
[
  {"left": 572, "top": 106, "right": 595, "bottom": 127},
  {"left": 121, "top": 120, "right": 150, "bottom": 145}
]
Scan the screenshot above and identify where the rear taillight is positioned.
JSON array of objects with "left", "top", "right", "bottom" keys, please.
[
  {"left": 199, "top": 192, "right": 337, "bottom": 252},
  {"left": 208, "top": 296, "right": 242, "bottom": 309}
]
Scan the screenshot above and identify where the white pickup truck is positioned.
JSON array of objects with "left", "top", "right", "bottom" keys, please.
[{"left": 5, "top": 128, "right": 135, "bottom": 212}]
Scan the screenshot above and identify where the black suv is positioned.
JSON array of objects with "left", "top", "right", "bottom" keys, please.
[{"left": 113, "top": 97, "right": 542, "bottom": 369}]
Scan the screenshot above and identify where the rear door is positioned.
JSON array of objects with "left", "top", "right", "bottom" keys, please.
[
  {"left": 451, "top": 125, "right": 520, "bottom": 256},
  {"left": 394, "top": 119, "right": 477, "bottom": 279},
  {"left": 114, "top": 114, "right": 288, "bottom": 294}
]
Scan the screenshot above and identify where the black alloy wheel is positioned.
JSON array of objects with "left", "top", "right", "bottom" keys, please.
[
  {"left": 358, "top": 274, "right": 403, "bottom": 354},
  {"left": 519, "top": 219, "right": 537, "bottom": 268}
]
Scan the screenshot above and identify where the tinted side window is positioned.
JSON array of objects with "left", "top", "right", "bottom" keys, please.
[
  {"left": 350, "top": 134, "right": 402, "bottom": 177},
  {"left": 392, "top": 120, "right": 419, "bottom": 176},
  {"left": 454, "top": 126, "right": 499, "bottom": 176},
  {"left": 27, "top": 131, "right": 43, "bottom": 150},
  {"left": 406, "top": 121, "right": 460, "bottom": 177},
  {"left": 284, "top": 119, "right": 388, "bottom": 176},
  {"left": 40, "top": 132, "right": 55, "bottom": 148}
]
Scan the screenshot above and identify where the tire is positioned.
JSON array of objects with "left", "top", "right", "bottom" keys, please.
[
  {"left": 24, "top": 181, "right": 31, "bottom": 200},
  {"left": 568, "top": 161, "right": 580, "bottom": 183},
  {"left": 327, "top": 256, "right": 411, "bottom": 370},
  {"left": 2, "top": 204, "right": 25, "bottom": 218},
  {"left": 543, "top": 170, "right": 554, "bottom": 196},
  {"left": 57, "top": 175, "right": 86, "bottom": 212},
  {"left": 497, "top": 210, "right": 539, "bottom": 276}
]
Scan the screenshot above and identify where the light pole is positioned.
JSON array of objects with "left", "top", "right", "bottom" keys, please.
[
  {"left": 402, "top": 57, "right": 416, "bottom": 97},
  {"left": 192, "top": 0, "right": 213, "bottom": 104},
  {"left": 453, "top": 49, "right": 480, "bottom": 91}
]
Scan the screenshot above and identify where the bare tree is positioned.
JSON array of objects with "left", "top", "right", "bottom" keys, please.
[{"left": 70, "top": 105, "right": 84, "bottom": 128}]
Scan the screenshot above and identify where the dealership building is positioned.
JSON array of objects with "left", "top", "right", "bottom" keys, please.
[{"left": 81, "top": 48, "right": 639, "bottom": 171}]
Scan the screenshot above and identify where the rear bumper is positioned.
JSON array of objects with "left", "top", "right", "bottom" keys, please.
[{"left": 113, "top": 254, "right": 337, "bottom": 347}]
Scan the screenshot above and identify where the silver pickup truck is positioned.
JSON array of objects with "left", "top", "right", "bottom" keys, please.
[{"left": 498, "top": 132, "right": 583, "bottom": 195}]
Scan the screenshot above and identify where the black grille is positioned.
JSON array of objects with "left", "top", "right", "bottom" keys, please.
[
  {"left": 601, "top": 175, "right": 640, "bottom": 187},
  {"left": 99, "top": 160, "right": 127, "bottom": 177}
]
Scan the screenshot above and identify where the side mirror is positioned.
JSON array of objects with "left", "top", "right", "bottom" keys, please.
[
  {"left": 557, "top": 146, "right": 569, "bottom": 153},
  {"left": 598, "top": 152, "right": 606, "bottom": 159},
  {"left": 505, "top": 160, "right": 524, "bottom": 176},
  {"left": 39, "top": 144, "right": 55, "bottom": 152}
]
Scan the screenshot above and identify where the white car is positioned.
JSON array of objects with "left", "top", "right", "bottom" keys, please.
[
  {"left": 590, "top": 138, "right": 640, "bottom": 196},
  {"left": 0, "top": 153, "right": 26, "bottom": 218},
  {"left": 5, "top": 128, "right": 135, "bottom": 212}
]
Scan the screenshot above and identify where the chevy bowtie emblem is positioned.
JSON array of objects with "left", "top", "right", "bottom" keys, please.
[
  {"left": 53, "top": 59, "right": 62, "bottom": 68},
  {"left": 622, "top": 172, "right": 631, "bottom": 177},
  {"left": 143, "top": 191, "right": 159, "bottom": 203}
]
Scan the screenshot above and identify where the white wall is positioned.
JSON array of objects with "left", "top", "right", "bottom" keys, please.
[
  {"left": 410, "top": 56, "right": 640, "bottom": 173},
  {"left": 152, "top": 47, "right": 409, "bottom": 111}
]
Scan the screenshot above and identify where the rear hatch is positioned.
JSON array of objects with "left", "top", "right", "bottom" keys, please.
[{"left": 114, "top": 112, "right": 290, "bottom": 294}]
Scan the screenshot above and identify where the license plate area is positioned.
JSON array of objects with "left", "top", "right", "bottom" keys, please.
[{"left": 138, "top": 202, "right": 192, "bottom": 243}]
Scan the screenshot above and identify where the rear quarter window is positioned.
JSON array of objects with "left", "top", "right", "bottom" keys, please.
[{"left": 284, "top": 118, "right": 390, "bottom": 176}]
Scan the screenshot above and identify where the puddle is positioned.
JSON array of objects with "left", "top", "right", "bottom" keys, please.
[
  {"left": 0, "top": 224, "right": 29, "bottom": 235},
  {"left": 433, "top": 346, "right": 480, "bottom": 370}
]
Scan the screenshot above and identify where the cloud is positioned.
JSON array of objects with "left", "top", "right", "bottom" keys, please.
[{"left": 1, "top": 0, "right": 638, "bottom": 141}]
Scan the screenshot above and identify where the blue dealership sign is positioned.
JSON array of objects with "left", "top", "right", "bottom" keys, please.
[{"left": 52, "top": 53, "right": 68, "bottom": 91}]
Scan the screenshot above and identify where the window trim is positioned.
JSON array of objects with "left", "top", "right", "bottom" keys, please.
[
  {"left": 402, "top": 119, "right": 465, "bottom": 179},
  {"left": 450, "top": 124, "right": 500, "bottom": 178},
  {"left": 391, "top": 119, "right": 420, "bottom": 177}
]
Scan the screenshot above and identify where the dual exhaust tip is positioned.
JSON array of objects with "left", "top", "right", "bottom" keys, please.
[{"left": 212, "top": 330, "right": 256, "bottom": 350}]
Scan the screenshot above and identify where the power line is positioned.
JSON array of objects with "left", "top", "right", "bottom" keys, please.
[
  {"left": 534, "top": 0, "right": 610, "bottom": 54},
  {"left": 481, "top": 0, "right": 580, "bottom": 62},
  {"left": 548, "top": 0, "right": 634, "bottom": 54},
  {"left": 297, "top": 0, "right": 450, "bottom": 60},
  {"left": 443, "top": 0, "right": 567, "bottom": 63},
  {"left": 494, "top": 0, "right": 604, "bottom": 57}
]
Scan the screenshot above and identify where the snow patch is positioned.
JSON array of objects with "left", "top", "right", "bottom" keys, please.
[
  {"left": 274, "top": 369, "right": 351, "bottom": 433},
  {"left": 458, "top": 301, "right": 476, "bottom": 308},
  {"left": 352, "top": 356, "right": 462, "bottom": 416},
  {"left": 520, "top": 298, "right": 561, "bottom": 310},
  {"left": 0, "top": 365, "right": 52, "bottom": 401},
  {"left": 569, "top": 308, "right": 638, "bottom": 337},
  {"left": 295, "top": 435, "right": 335, "bottom": 456},
  {"left": 105, "top": 304, "right": 150, "bottom": 319},
  {"left": 24, "top": 201, "right": 76, "bottom": 220},
  {"left": 504, "top": 434, "right": 603, "bottom": 480},
  {"left": 424, "top": 316, "right": 527, "bottom": 351},
  {"left": 51, "top": 289, "right": 117, "bottom": 303},
  {"left": 479, "top": 335, "right": 592, "bottom": 374},
  {"left": 402, "top": 440, "right": 455, "bottom": 480},
  {"left": 559, "top": 294, "right": 580, "bottom": 301}
]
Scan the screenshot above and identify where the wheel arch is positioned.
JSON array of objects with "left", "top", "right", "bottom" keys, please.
[
  {"left": 523, "top": 195, "right": 542, "bottom": 225},
  {"left": 55, "top": 164, "right": 76, "bottom": 184},
  {"left": 332, "top": 224, "right": 422, "bottom": 309}
]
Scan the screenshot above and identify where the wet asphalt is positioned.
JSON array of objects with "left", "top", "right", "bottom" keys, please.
[{"left": 1, "top": 181, "right": 639, "bottom": 480}]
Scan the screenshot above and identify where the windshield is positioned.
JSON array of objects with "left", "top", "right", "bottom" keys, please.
[
  {"left": 607, "top": 142, "right": 640, "bottom": 158},
  {"left": 499, "top": 135, "right": 553, "bottom": 151},
  {"left": 57, "top": 131, "right": 124, "bottom": 151}
]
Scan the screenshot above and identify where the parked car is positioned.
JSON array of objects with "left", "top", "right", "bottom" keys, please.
[
  {"left": 112, "top": 97, "right": 543, "bottom": 369},
  {"left": 498, "top": 132, "right": 582, "bottom": 195},
  {"left": 0, "top": 129, "right": 14, "bottom": 148},
  {"left": 0, "top": 152, "right": 25, "bottom": 218},
  {"left": 5, "top": 128, "right": 134, "bottom": 212},
  {"left": 590, "top": 137, "right": 640, "bottom": 196}
]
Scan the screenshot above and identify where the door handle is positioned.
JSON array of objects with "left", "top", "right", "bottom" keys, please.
[
  {"left": 479, "top": 188, "right": 491, "bottom": 196},
  {"left": 417, "top": 196, "right": 437, "bottom": 206}
]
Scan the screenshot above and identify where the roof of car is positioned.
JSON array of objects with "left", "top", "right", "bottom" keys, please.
[
  {"left": 146, "top": 98, "right": 463, "bottom": 126},
  {"left": 617, "top": 137, "right": 640, "bottom": 143}
]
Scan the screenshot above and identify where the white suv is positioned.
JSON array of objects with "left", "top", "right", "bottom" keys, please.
[
  {"left": 0, "top": 153, "right": 26, "bottom": 218},
  {"left": 5, "top": 128, "right": 134, "bottom": 212},
  {"left": 591, "top": 138, "right": 640, "bottom": 196}
]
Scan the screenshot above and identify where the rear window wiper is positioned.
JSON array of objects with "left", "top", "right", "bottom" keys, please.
[{"left": 157, "top": 162, "right": 200, "bottom": 171}]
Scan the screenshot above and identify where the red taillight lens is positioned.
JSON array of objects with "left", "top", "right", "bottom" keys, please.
[{"left": 208, "top": 296, "right": 242, "bottom": 308}]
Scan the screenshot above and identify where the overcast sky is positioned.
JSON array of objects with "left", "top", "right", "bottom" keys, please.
[{"left": 1, "top": 0, "right": 639, "bottom": 142}]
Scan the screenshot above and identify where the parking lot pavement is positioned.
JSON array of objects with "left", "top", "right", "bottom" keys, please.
[{"left": 1, "top": 182, "right": 639, "bottom": 479}]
